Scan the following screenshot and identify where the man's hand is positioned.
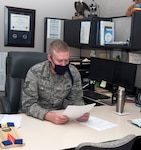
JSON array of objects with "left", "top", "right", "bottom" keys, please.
[
  {"left": 76, "top": 112, "right": 90, "bottom": 122},
  {"left": 44, "top": 112, "right": 69, "bottom": 124}
]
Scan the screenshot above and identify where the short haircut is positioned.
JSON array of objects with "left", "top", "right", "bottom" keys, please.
[{"left": 48, "top": 39, "right": 70, "bottom": 55}]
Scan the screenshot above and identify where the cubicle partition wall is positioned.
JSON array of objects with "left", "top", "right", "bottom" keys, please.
[
  {"left": 129, "top": 12, "right": 141, "bottom": 50},
  {"left": 112, "top": 16, "right": 131, "bottom": 42}
]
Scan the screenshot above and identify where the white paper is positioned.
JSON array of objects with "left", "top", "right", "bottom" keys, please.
[
  {"left": 63, "top": 103, "right": 95, "bottom": 120},
  {"left": 129, "top": 52, "right": 141, "bottom": 64},
  {"left": 10, "top": 14, "right": 30, "bottom": 31},
  {"left": 80, "top": 21, "right": 91, "bottom": 44},
  {"left": 79, "top": 116, "right": 117, "bottom": 131},
  {"left": 47, "top": 19, "right": 61, "bottom": 39},
  {"left": 0, "top": 114, "right": 22, "bottom": 128}
]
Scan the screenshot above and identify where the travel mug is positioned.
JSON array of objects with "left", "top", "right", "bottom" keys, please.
[{"left": 116, "top": 89, "right": 125, "bottom": 113}]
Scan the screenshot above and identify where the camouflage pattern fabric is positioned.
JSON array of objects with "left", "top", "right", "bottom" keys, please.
[{"left": 21, "top": 60, "right": 84, "bottom": 120}]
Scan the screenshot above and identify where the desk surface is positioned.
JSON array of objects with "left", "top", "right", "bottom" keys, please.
[{"left": 5, "top": 102, "right": 141, "bottom": 150}]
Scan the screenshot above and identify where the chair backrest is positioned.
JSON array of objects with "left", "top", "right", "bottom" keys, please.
[
  {"left": 131, "top": 135, "right": 141, "bottom": 150},
  {"left": 75, "top": 134, "right": 136, "bottom": 150},
  {"left": 5, "top": 51, "right": 47, "bottom": 113}
]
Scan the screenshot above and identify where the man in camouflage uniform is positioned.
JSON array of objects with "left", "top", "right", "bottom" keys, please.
[{"left": 21, "top": 39, "right": 89, "bottom": 124}]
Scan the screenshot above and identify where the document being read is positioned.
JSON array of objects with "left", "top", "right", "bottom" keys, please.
[{"left": 63, "top": 103, "right": 95, "bottom": 120}]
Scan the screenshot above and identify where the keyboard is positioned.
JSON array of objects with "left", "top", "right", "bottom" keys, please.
[{"left": 83, "top": 90, "right": 110, "bottom": 100}]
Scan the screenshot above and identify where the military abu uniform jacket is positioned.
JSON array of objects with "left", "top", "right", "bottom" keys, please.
[{"left": 21, "top": 60, "right": 84, "bottom": 120}]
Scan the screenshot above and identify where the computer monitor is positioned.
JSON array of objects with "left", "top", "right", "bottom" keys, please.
[
  {"left": 114, "top": 61, "right": 137, "bottom": 94},
  {"left": 88, "top": 57, "right": 115, "bottom": 84},
  {"left": 135, "top": 64, "right": 141, "bottom": 88}
]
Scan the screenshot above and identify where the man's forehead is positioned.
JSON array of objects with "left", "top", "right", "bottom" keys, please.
[
  {"left": 52, "top": 50, "right": 69, "bottom": 59},
  {"left": 53, "top": 49, "right": 69, "bottom": 55}
]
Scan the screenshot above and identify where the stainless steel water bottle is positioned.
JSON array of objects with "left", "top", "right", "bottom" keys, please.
[{"left": 116, "top": 88, "right": 125, "bottom": 113}]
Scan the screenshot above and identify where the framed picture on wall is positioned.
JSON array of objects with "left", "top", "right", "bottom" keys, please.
[{"left": 4, "top": 6, "right": 36, "bottom": 47}]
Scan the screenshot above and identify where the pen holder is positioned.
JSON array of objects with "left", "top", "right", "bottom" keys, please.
[{"left": 116, "top": 89, "right": 125, "bottom": 114}]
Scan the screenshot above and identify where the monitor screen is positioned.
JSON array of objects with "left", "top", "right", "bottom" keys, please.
[
  {"left": 88, "top": 57, "right": 115, "bottom": 84},
  {"left": 114, "top": 61, "right": 137, "bottom": 93},
  {"left": 135, "top": 64, "right": 141, "bottom": 88}
]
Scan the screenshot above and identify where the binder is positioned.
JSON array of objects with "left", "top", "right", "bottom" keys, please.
[{"left": 100, "top": 21, "right": 114, "bottom": 45}]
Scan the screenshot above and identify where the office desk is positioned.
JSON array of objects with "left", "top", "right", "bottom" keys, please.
[{"left": 5, "top": 103, "right": 141, "bottom": 150}]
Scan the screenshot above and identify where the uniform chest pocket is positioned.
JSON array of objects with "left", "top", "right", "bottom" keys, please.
[
  {"left": 54, "top": 84, "right": 71, "bottom": 99},
  {"left": 38, "top": 77, "right": 72, "bottom": 99},
  {"left": 38, "top": 80, "right": 53, "bottom": 99}
]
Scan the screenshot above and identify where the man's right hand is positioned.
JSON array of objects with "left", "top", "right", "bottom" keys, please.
[{"left": 44, "top": 112, "right": 70, "bottom": 124}]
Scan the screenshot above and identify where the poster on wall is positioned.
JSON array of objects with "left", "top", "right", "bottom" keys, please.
[
  {"left": 44, "top": 17, "right": 66, "bottom": 53},
  {"left": 47, "top": 19, "right": 61, "bottom": 39},
  {"left": 4, "top": 6, "right": 36, "bottom": 47},
  {"left": 80, "top": 21, "right": 90, "bottom": 44}
]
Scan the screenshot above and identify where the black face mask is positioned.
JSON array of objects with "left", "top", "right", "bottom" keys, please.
[{"left": 54, "top": 64, "right": 69, "bottom": 75}]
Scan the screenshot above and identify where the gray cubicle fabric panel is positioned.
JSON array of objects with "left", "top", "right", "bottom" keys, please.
[{"left": 112, "top": 17, "right": 131, "bottom": 42}]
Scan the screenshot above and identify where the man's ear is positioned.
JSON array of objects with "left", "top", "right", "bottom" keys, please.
[{"left": 47, "top": 54, "right": 51, "bottom": 62}]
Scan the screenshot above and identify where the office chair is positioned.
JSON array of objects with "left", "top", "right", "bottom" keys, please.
[
  {"left": 0, "top": 51, "right": 47, "bottom": 114},
  {"left": 131, "top": 135, "right": 141, "bottom": 150},
  {"left": 75, "top": 134, "right": 136, "bottom": 150}
]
